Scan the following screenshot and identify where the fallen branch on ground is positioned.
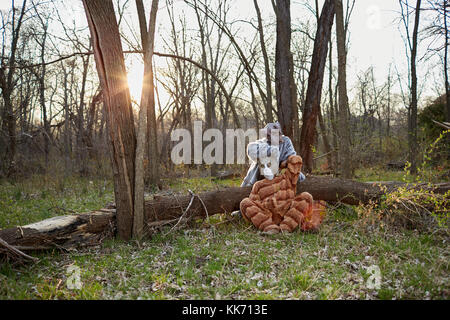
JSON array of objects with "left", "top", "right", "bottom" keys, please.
[{"left": 0, "top": 237, "right": 39, "bottom": 264}]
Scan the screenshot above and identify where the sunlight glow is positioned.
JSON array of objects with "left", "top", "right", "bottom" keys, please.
[{"left": 127, "top": 60, "right": 144, "bottom": 106}]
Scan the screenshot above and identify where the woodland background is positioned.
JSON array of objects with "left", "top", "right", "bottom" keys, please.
[
  {"left": 0, "top": 0, "right": 449, "bottom": 300},
  {"left": 0, "top": 0, "right": 448, "bottom": 183}
]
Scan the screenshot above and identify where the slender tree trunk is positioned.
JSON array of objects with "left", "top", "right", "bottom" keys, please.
[
  {"left": 274, "top": 0, "right": 296, "bottom": 141},
  {"left": 249, "top": 75, "right": 260, "bottom": 132},
  {"left": 192, "top": 0, "right": 216, "bottom": 175},
  {"left": 328, "top": 38, "right": 338, "bottom": 170},
  {"left": 136, "top": 0, "right": 160, "bottom": 188},
  {"left": 3, "top": 90, "right": 16, "bottom": 175},
  {"left": 33, "top": 10, "right": 51, "bottom": 169},
  {"left": 315, "top": 0, "right": 332, "bottom": 168},
  {"left": 318, "top": 107, "right": 332, "bottom": 168},
  {"left": 86, "top": 89, "right": 101, "bottom": 160},
  {"left": 299, "top": 0, "right": 335, "bottom": 172},
  {"left": 77, "top": 55, "right": 90, "bottom": 175},
  {"left": 135, "top": 0, "right": 148, "bottom": 54},
  {"left": 443, "top": 1, "right": 450, "bottom": 157},
  {"left": 133, "top": 0, "right": 159, "bottom": 238},
  {"left": 0, "top": 0, "right": 27, "bottom": 176},
  {"left": 335, "top": 0, "right": 352, "bottom": 179},
  {"left": 254, "top": 0, "right": 273, "bottom": 123},
  {"left": 409, "top": 0, "right": 421, "bottom": 174},
  {"left": 83, "top": 0, "right": 137, "bottom": 240},
  {"left": 445, "top": 1, "right": 450, "bottom": 122},
  {"left": 39, "top": 56, "right": 49, "bottom": 167},
  {"left": 62, "top": 65, "right": 71, "bottom": 174},
  {"left": 387, "top": 66, "right": 392, "bottom": 138}
]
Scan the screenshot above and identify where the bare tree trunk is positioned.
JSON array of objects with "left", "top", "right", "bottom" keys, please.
[
  {"left": 443, "top": 1, "right": 450, "bottom": 155},
  {"left": 39, "top": 35, "right": 49, "bottom": 167},
  {"left": 86, "top": 89, "right": 102, "bottom": 160},
  {"left": 134, "top": 0, "right": 159, "bottom": 238},
  {"left": 0, "top": 0, "right": 27, "bottom": 176},
  {"left": 409, "top": 0, "right": 421, "bottom": 174},
  {"left": 274, "top": 0, "right": 296, "bottom": 140},
  {"left": 83, "top": 0, "right": 137, "bottom": 240},
  {"left": 299, "top": 0, "right": 335, "bottom": 172},
  {"left": 254, "top": 0, "right": 273, "bottom": 123},
  {"left": 249, "top": 75, "right": 260, "bottom": 131},
  {"left": 318, "top": 107, "right": 333, "bottom": 168},
  {"left": 328, "top": 38, "right": 339, "bottom": 170},
  {"left": 32, "top": 6, "right": 52, "bottom": 169},
  {"left": 136, "top": 0, "right": 160, "bottom": 188},
  {"left": 77, "top": 55, "right": 90, "bottom": 175},
  {"left": 313, "top": 0, "right": 332, "bottom": 169},
  {"left": 61, "top": 63, "right": 71, "bottom": 174},
  {"left": 136, "top": 0, "right": 148, "bottom": 54},
  {"left": 387, "top": 65, "right": 392, "bottom": 138},
  {"left": 335, "top": 0, "right": 352, "bottom": 179}
]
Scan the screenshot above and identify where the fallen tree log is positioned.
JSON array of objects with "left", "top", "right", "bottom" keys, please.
[
  {"left": 0, "top": 209, "right": 116, "bottom": 251},
  {"left": 144, "top": 176, "right": 450, "bottom": 222},
  {"left": 0, "top": 176, "right": 448, "bottom": 251}
]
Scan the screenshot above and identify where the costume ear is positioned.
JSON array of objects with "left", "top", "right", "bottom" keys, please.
[
  {"left": 247, "top": 142, "right": 260, "bottom": 162},
  {"left": 270, "top": 146, "right": 280, "bottom": 158}
]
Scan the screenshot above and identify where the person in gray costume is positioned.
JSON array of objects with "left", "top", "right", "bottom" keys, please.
[
  {"left": 241, "top": 122, "right": 306, "bottom": 187},
  {"left": 232, "top": 122, "right": 305, "bottom": 219}
]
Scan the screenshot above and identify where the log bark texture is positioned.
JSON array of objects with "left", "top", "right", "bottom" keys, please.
[
  {"left": 299, "top": 0, "right": 335, "bottom": 173},
  {"left": 274, "top": 0, "right": 296, "bottom": 140},
  {"left": 144, "top": 177, "right": 450, "bottom": 222},
  {"left": 83, "top": 0, "right": 136, "bottom": 240}
]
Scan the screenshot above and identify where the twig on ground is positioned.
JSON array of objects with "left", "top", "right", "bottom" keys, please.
[
  {"left": 164, "top": 190, "right": 196, "bottom": 235},
  {"left": 196, "top": 193, "right": 209, "bottom": 222},
  {"left": 0, "top": 237, "right": 39, "bottom": 263}
]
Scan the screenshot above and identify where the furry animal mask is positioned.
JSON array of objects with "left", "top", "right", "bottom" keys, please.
[{"left": 247, "top": 140, "right": 280, "bottom": 181}]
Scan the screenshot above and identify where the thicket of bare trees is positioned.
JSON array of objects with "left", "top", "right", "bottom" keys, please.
[{"left": 1, "top": 0, "right": 448, "bottom": 238}]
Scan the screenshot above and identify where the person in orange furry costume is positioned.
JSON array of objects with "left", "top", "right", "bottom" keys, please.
[{"left": 240, "top": 154, "right": 326, "bottom": 234}]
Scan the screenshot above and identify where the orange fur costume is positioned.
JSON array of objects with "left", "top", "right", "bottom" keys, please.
[{"left": 240, "top": 155, "right": 325, "bottom": 233}]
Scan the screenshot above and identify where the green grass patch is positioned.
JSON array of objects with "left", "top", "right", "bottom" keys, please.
[
  {"left": 166, "top": 176, "right": 242, "bottom": 193},
  {"left": 0, "top": 175, "right": 113, "bottom": 228},
  {"left": 0, "top": 174, "right": 448, "bottom": 299}
]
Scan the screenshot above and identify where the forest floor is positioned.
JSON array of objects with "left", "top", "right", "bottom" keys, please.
[{"left": 0, "top": 168, "right": 448, "bottom": 299}]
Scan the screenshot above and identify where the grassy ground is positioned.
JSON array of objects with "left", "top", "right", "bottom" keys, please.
[
  {"left": 0, "top": 171, "right": 448, "bottom": 300},
  {"left": 0, "top": 175, "right": 114, "bottom": 229}
]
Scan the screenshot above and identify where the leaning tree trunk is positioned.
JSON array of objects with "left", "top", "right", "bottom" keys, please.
[
  {"left": 335, "top": 0, "right": 352, "bottom": 179},
  {"left": 83, "top": 0, "right": 137, "bottom": 240},
  {"left": 299, "top": 0, "right": 335, "bottom": 173}
]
